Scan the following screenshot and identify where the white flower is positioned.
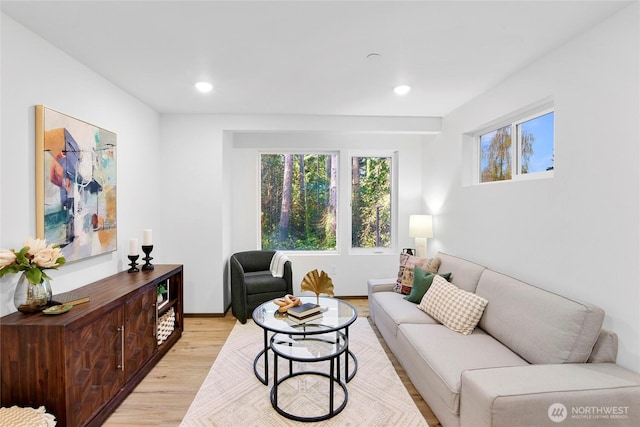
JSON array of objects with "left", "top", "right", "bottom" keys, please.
[
  {"left": 23, "top": 238, "right": 48, "bottom": 257},
  {"left": 0, "top": 249, "right": 16, "bottom": 268},
  {"left": 33, "top": 245, "right": 64, "bottom": 268}
]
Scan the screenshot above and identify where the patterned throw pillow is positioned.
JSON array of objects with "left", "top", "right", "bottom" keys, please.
[
  {"left": 393, "top": 253, "right": 428, "bottom": 294},
  {"left": 396, "top": 256, "right": 441, "bottom": 295},
  {"left": 418, "top": 275, "right": 488, "bottom": 335}
]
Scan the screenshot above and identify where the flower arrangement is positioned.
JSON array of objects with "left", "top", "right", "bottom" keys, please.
[{"left": 0, "top": 238, "right": 66, "bottom": 285}]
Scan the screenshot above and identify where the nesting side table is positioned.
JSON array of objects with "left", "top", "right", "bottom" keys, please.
[{"left": 270, "top": 330, "right": 349, "bottom": 421}]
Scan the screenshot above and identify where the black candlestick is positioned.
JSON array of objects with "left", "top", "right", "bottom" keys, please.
[
  {"left": 128, "top": 255, "right": 140, "bottom": 273},
  {"left": 141, "top": 245, "right": 154, "bottom": 270}
]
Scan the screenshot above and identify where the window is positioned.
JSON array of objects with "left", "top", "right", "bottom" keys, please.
[
  {"left": 260, "top": 153, "right": 337, "bottom": 251},
  {"left": 478, "top": 108, "right": 554, "bottom": 183},
  {"left": 351, "top": 156, "right": 392, "bottom": 249}
]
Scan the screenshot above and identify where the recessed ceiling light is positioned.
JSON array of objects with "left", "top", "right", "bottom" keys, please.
[
  {"left": 195, "top": 81, "right": 213, "bottom": 93},
  {"left": 394, "top": 85, "right": 411, "bottom": 95},
  {"left": 367, "top": 53, "right": 381, "bottom": 60}
]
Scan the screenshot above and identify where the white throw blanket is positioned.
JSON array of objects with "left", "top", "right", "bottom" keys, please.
[{"left": 269, "top": 251, "right": 290, "bottom": 278}]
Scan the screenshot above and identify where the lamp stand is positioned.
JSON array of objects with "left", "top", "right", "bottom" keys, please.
[{"left": 414, "top": 237, "right": 427, "bottom": 258}]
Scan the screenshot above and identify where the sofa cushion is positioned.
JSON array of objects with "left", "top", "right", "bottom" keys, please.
[
  {"left": 397, "top": 324, "right": 528, "bottom": 415},
  {"left": 244, "top": 271, "right": 289, "bottom": 294},
  {"left": 418, "top": 276, "right": 488, "bottom": 335},
  {"left": 404, "top": 268, "right": 452, "bottom": 303},
  {"left": 393, "top": 254, "right": 440, "bottom": 294},
  {"left": 371, "top": 291, "right": 439, "bottom": 327},
  {"left": 460, "top": 363, "right": 640, "bottom": 427},
  {"left": 476, "top": 269, "right": 605, "bottom": 364},
  {"left": 435, "top": 252, "right": 486, "bottom": 293}
]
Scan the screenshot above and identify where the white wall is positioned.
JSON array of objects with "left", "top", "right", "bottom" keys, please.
[
  {"left": 422, "top": 4, "right": 639, "bottom": 372},
  {"left": 0, "top": 14, "right": 161, "bottom": 315},
  {"left": 159, "top": 114, "right": 440, "bottom": 314}
]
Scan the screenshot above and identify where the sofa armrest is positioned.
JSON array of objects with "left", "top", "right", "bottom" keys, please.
[
  {"left": 588, "top": 329, "right": 618, "bottom": 363},
  {"left": 367, "top": 278, "right": 396, "bottom": 296},
  {"left": 460, "top": 364, "right": 640, "bottom": 427}
]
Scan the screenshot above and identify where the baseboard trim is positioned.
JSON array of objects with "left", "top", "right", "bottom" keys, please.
[{"left": 184, "top": 312, "right": 226, "bottom": 318}]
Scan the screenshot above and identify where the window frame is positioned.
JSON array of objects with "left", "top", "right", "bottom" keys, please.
[{"left": 473, "top": 103, "right": 555, "bottom": 185}]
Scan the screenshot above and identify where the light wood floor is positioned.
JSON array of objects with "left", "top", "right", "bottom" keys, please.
[{"left": 104, "top": 298, "right": 442, "bottom": 427}]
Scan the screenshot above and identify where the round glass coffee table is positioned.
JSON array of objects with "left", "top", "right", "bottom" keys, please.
[
  {"left": 252, "top": 296, "right": 358, "bottom": 386},
  {"left": 270, "top": 330, "right": 349, "bottom": 421}
]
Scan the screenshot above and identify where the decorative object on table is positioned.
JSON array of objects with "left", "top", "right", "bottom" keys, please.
[
  {"left": 273, "top": 294, "right": 301, "bottom": 313},
  {"left": 127, "top": 255, "right": 140, "bottom": 273},
  {"left": 301, "top": 269, "right": 334, "bottom": 305},
  {"left": 35, "top": 105, "right": 117, "bottom": 263},
  {"left": 141, "top": 246, "right": 154, "bottom": 270},
  {"left": 51, "top": 290, "right": 89, "bottom": 306},
  {"left": 42, "top": 304, "right": 73, "bottom": 315},
  {"left": 0, "top": 237, "right": 66, "bottom": 313},
  {"left": 127, "top": 238, "right": 139, "bottom": 273},
  {"left": 409, "top": 214, "right": 433, "bottom": 258},
  {"left": 141, "top": 229, "right": 154, "bottom": 270}
]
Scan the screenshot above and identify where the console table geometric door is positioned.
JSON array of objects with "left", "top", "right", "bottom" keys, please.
[{"left": 0, "top": 264, "right": 183, "bottom": 427}]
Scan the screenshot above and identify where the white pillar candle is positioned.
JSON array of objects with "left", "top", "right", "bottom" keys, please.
[
  {"left": 129, "top": 238, "right": 139, "bottom": 255},
  {"left": 143, "top": 229, "right": 152, "bottom": 246}
]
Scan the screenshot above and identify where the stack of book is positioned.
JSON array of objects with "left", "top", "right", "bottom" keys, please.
[{"left": 287, "top": 302, "right": 322, "bottom": 323}]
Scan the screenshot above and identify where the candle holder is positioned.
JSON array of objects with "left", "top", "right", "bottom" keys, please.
[
  {"left": 127, "top": 255, "right": 140, "bottom": 273},
  {"left": 141, "top": 245, "right": 154, "bottom": 271}
]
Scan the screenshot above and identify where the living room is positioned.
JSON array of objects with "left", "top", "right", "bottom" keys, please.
[{"left": 1, "top": 1, "right": 638, "bottom": 424}]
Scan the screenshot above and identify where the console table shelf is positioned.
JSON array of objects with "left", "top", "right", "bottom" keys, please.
[{"left": 0, "top": 264, "right": 184, "bottom": 427}]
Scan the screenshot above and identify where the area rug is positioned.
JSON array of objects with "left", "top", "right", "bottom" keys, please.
[{"left": 180, "top": 318, "right": 428, "bottom": 426}]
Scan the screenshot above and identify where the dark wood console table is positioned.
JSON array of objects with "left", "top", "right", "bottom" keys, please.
[{"left": 0, "top": 264, "right": 184, "bottom": 427}]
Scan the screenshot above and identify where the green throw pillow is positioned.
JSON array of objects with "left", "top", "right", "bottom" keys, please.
[{"left": 404, "top": 267, "right": 452, "bottom": 304}]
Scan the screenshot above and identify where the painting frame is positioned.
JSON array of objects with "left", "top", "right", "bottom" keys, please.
[{"left": 36, "top": 105, "right": 117, "bottom": 263}]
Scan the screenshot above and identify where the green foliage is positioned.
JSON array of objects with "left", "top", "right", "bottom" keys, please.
[
  {"left": 351, "top": 157, "right": 391, "bottom": 248},
  {"left": 261, "top": 154, "right": 391, "bottom": 251},
  {"left": 261, "top": 154, "right": 336, "bottom": 251},
  {"left": 0, "top": 241, "right": 66, "bottom": 284}
]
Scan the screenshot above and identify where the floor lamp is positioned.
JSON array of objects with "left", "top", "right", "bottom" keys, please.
[{"left": 409, "top": 215, "right": 433, "bottom": 258}]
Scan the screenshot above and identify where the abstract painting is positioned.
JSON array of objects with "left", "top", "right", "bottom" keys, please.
[{"left": 36, "top": 105, "right": 117, "bottom": 262}]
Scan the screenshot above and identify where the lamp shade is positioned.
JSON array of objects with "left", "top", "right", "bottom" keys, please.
[{"left": 409, "top": 215, "right": 433, "bottom": 238}]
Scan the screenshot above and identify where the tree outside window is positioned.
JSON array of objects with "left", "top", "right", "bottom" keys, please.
[
  {"left": 260, "top": 153, "right": 337, "bottom": 251},
  {"left": 479, "top": 110, "right": 554, "bottom": 183},
  {"left": 351, "top": 156, "right": 391, "bottom": 249}
]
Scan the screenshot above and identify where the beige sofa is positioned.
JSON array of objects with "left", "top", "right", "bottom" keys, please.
[{"left": 368, "top": 252, "right": 640, "bottom": 427}]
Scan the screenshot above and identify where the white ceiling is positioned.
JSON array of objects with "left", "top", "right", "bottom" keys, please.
[{"left": 1, "top": 1, "right": 632, "bottom": 117}]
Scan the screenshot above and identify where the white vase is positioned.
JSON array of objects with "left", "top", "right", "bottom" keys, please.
[{"left": 14, "top": 274, "right": 49, "bottom": 313}]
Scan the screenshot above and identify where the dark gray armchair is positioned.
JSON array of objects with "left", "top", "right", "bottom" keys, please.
[{"left": 230, "top": 250, "right": 293, "bottom": 323}]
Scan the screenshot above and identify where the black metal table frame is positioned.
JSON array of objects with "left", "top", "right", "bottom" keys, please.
[
  {"left": 270, "top": 331, "right": 349, "bottom": 422},
  {"left": 252, "top": 299, "right": 358, "bottom": 386}
]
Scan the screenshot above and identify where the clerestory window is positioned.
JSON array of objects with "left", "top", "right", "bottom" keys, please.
[{"left": 477, "top": 108, "right": 554, "bottom": 183}]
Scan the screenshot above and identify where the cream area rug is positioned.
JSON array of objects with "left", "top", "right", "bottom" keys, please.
[{"left": 180, "top": 318, "right": 428, "bottom": 426}]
